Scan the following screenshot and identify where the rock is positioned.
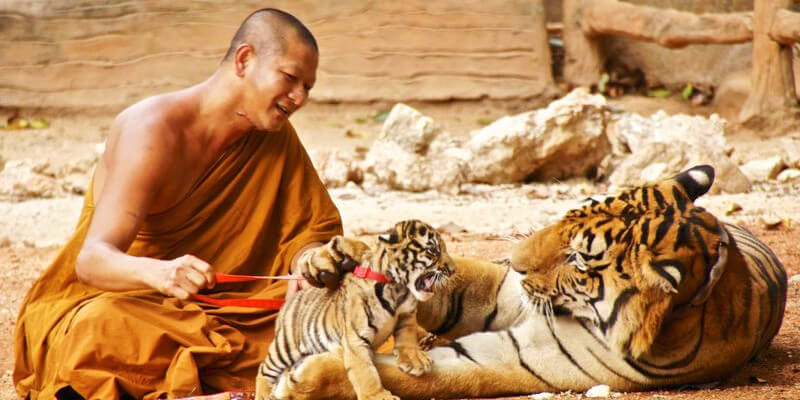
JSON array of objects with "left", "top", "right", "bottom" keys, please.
[
  {"left": 760, "top": 216, "right": 785, "bottom": 230},
  {"left": 725, "top": 202, "right": 743, "bottom": 215},
  {"left": 0, "top": 236, "right": 10, "bottom": 248},
  {"left": 740, "top": 156, "right": 785, "bottom": 182},
  {"left": 466, "top": 88, "right": 610, "bottom": 183},
  {"left": 789, "top": 274, "right": 800, "bottom": 285},
  {"left": 777, "top": 168, "right": 800, "bottom": 183},
  {"left": 529, "top": 393, "right": 554, "bottom": 399},
  {"left": 607, "top": 112, "right": 750, "bottom": 193},
  {"left": 782, "top": 137, "right": 800, "bottom": 168},
  {"left": 585, "top": 384, "right": 611, "bottom": 398},
  {"left": 310, "top": 150, "right": 364, "bottom": 188},
  {"left": 437, "top": 222, "right": 467, "bottom": 234},
  {"left": 0, "top": 159, "right": 62, "bottom": 200},
  {"left": 94, "top": 141, "right": 106, "bottom": 156},
  {"left": 363, "top": 104, "right": 468, "bottom": 193},
  {"left": 378, "top": 103, "right": 441, "bottom": 154}
]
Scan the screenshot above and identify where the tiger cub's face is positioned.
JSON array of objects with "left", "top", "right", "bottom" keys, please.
[
  {"left": 377, "top": 220, "right": 454, "bottom": 302},
  {"left": 511, "top": 165, "right": 727, "bottom": 358}
]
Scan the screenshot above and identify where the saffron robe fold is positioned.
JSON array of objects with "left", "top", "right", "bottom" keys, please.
[{"left": 13, "top": 123, "right": 343, "bottom": 400}]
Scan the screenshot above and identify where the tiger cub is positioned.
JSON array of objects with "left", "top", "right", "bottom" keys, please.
[{"left": 256, "top": 219, "right": 455, "bottom": 400}]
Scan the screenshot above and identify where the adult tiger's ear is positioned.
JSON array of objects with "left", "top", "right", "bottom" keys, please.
[
  {"left": 378, "top": 232, "right": 399, "bottom": 244},
  {"left": 674, "top": 165, "right": 715, "bottom": 201}
]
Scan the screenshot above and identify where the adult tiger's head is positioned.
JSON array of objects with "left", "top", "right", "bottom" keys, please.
[
  {"left": 378, "top": 219, "right": 455, "bottom": 302},
  {"left": 512, "top": 165, "right": 730, "bottom": 359}
]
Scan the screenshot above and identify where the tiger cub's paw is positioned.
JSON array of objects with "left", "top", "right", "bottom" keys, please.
[
  {"left": 297, "top": 236, "right": 370, "bottom": 289},
  {"left": 394, "top": 346, "right": 433, "bottom": 376},
  {"left": 362, "top": 389, "right": 400, "bottom": 400}
]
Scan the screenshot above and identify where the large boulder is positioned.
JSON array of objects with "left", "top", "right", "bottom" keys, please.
[
  {"left": 363, "top": 103, "right": 468, "bottom": 193},
  {"left": 607, "top": 111, "right": 750, "bottom": 193},
  {"left": 465, "top": 88, "right": 611, "bottom": 184}
]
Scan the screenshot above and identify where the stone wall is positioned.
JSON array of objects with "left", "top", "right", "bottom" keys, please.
[
  {"left": 0, "top": 0, "right": 554, "bottom": 109},
  {"left": 0, "top": 0, "right": 795, "bottom": 109}
]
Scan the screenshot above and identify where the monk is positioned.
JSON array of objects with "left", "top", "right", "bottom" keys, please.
[{"left": 14, "top": 8, "right": 347, "bottom": 400}]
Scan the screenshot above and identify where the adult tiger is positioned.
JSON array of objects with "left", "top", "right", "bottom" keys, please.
[{"left": 273, "top": 165, "right": 787, "bottom": 399}]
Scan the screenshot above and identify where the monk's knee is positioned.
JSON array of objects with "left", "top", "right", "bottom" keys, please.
[{"left": 69, "top": 296, "right": 128, "bottom": 330}]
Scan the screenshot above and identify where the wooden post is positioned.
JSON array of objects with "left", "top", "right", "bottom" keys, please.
[
  {"left": 739, "top": 0, "right": 798, "bottom": 136},
  {"left": 532, "top": 0, "right": 556, "bottom": 89},
  {"left": 563, "top": 0, "right": 604, "bottom": 88}
]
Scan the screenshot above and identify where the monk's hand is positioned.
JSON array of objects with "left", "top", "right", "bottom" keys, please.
[
  {"left": 295, "top": 237, "right": 370, "bottom": 290},
  {"left": 158, "top": 254, "right": 216, "bottom": 300}
]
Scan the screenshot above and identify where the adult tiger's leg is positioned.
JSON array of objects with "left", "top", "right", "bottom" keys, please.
[{"left": 282, "top": 318, "right": 586, "bottom": 400}]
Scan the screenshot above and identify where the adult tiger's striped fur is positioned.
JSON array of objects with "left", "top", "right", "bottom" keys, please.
[
  {"left": 256, "top": 219, "right": 454, "bottom": 400},
  {"left": 271, "top": 165, "right": 787, "bottom": 400}
]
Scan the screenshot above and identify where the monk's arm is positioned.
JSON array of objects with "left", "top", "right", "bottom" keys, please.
[{"left": 75, "top": 115, "right": 214, "bottom": 299}]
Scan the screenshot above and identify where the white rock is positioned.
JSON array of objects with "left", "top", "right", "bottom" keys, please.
[
  {"left": 364, "top": 104, "right": 468, "bottom": 193},
  {"left": 740, "top": 156, "right": 785, "bottom": 182},
  {"left": 606, "top": 112, "right": 750, "bottom": 193},
  {"left": 776, "top": 168, "right": 800, "bottom": 183},
  {"left": 310, "top": 149, "right": 364, "bottom": 188},
  {"left": 94, "top": 141, "right": 106, "bottom": 156},
  {"left": 378, "top": 103, "right": 441, "bottom": 154},
  {"left": 585, "top": 384, "right": 611, "bottom": 398},
  {"left": 529, "top": 393, "right": 554, "bottom": 399},
  {"left": 0, "top": 159, "right": 63, "bottom": 200},
  {"left": 788, "top": 274, "right": 800, "bottom": 284},
  {"left": 466, "top": 88, "right": 610, "bottom": 183}
]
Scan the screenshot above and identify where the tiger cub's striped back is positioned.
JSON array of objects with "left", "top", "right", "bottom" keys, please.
[{"left": 257, "top": 220, "right": 454, "bottom": 400}]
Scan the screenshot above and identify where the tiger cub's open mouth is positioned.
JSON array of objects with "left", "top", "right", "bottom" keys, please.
[{"left": 415, "top": 271, "right": 441, "bottom": 293}]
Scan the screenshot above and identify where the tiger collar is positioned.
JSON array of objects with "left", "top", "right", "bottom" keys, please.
[{"left": 352, "top": 265, "right": 393, "bottom": 284}]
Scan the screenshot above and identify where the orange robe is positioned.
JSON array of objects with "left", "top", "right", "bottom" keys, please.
[{"left": 13, "top": 123, "right": 343, "bottom": 399}]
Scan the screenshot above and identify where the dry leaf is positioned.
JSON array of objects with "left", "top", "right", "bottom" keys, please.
[{"left": 724, "top": 202, "right": 743, "bottom": 215}]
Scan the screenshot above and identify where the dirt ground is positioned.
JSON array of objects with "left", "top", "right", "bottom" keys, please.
[{"left": 1, "top": 98, "right": 799, "bottom": 399}]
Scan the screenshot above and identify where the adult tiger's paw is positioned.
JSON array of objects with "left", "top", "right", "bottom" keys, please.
[
  {"left": 394, "top": 346, "right": 433, "bottom": 376},
  {"left": 297, "top": 236, "right": 370, "bottom": 289},
  {"left": 362, "top": 389, "right": 400, "bottom": 400}
]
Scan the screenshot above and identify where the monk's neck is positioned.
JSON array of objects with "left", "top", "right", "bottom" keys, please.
[{"left": 185, "top": 72, "right": 257, "bottom": 154}]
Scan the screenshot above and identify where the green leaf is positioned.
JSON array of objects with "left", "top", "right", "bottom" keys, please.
[
  {"left": 647, "top": 88, "right": 672, "bottom": 98},
  {"left": 373, "top": 110, "right": 390, "bottom": 122},
  {"left": 30, "top": 119, "right": 49, "bottom": 129},
  {"left": 598, "top": 72, "right": 610, "bottom": 94},
  {"left": 681, "top": 83, "right": 693, "bottom": 100},
  {"left": 477, "top": 117, "right": 494, "bottom": 126},
  {"left": 354, "top": 117, "right": 367, "bottom": 124}
]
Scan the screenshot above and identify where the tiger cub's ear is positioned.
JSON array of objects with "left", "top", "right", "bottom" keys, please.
[{"left": 379, "top": 232, "right": 399, "bottom": 244}]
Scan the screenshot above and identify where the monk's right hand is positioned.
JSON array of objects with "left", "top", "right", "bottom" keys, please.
[{"left": 156, "top": 254, "right": 216, "bottom": 300}]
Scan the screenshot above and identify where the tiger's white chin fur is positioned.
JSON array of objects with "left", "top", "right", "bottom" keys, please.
[{"left": 410, "top": 286, "right": 434, "bottom": 302}]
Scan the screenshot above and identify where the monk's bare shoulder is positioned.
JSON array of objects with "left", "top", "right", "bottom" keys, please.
[
  {"left": 106, "top": 93, "right": 184, "bottom": 160},
  {"left": 93, "top": 92, "right": 191, "bottom": 207}
]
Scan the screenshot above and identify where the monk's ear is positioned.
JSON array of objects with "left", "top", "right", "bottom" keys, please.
[{"left": 234, "top": 43, "right": 255, "bottom": 78}]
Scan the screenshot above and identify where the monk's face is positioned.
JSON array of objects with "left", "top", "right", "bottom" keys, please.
[{"left": 241, "top": 36, "right": 318, "bottom": 132}]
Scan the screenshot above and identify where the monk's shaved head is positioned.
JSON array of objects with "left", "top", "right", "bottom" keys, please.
[{"left": 223, "top": 8, "right": 317, "bottom": 63}]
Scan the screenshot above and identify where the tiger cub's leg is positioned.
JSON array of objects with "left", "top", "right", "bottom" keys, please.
[
  {"left": 254, "top": 362, "right": 272, "bottom": 400},
  {"left": 392, "top": 310, "right": 432, "bottom": 376},
  {"left": 342, "top": 297, "right": 398, "bottom": 400}
]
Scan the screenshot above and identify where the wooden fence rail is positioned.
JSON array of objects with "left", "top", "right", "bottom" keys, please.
[{"left": 562, "top": 0, "right": 799, "bottom": 137}]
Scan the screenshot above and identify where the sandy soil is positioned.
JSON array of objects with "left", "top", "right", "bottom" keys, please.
[{"left": 1, "top": 100, "right": 799, "bottom": 399}]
